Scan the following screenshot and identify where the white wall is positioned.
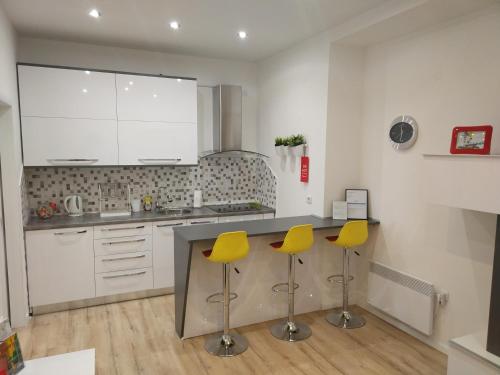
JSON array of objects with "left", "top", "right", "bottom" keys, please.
[
  {"left": 356, "top": 7, "right": 500, "bottom": 351},
  {"left": 0, "top": 5, "right": 29, "bottom": 327},
  {"left": 257, "top": 34, "right": 330, "bottom": 217},
  {"left": 17, "top": 37, "right": 258, "bottom": 152},
  {"left": 323, "top": 44, "right": 365, "bottom": 216}
]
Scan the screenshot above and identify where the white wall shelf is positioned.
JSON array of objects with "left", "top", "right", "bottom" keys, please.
[{"left": 423, "top": 153, "right": 500, "bottom": 158}]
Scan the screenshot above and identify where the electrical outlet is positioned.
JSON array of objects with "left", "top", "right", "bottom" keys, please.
[{"left": 306, "top": 196, "right": 312, "bottom": 204}]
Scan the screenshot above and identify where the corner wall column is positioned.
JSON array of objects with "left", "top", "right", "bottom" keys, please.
[{"left": 487, "top": 214, "right": 500, "bottom": 356}]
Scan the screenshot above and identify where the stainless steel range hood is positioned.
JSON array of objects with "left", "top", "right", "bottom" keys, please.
[{"left": 200, "top": 85, "right": 267, "bottom": 158}]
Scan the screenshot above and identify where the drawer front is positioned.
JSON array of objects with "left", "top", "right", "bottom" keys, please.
[
  {"left": 218, "top": 214, "right": 263, "bottom": 223},
  {"left": 95, "top": 251, "right": 152, "bottom": 274},
  {"left": 95, "top": 268, "right": 153, "bottom": 297},
  {"left": 94, "top": 223, "right": 152, "bottom": 239},
  {"left": 94, "top": 235, "right": 152, "bottom": 256},
  {"left": 187, "top": 217, "right": 218, "bottom": 225}
]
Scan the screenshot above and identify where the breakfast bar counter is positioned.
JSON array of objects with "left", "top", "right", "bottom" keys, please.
[{"left": 173, "top": 215, "right": 379, "bottom": 338}]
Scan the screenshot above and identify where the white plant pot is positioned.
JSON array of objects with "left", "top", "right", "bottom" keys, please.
[
  {"left": 289, "top": 145, "right": 305, "bottom": 157},
  {"left": 275, "top": 146, "right": 287, "bottom": 156}
]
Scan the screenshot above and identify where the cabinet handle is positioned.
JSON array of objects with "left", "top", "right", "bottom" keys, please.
[
  {"left": 190, "top": 220, "right": 214, "bottom": 224},
  {"left": 47, "top": 158, "right": 99, "bottom": 165},
  {"left": 138, "top": 158, "right": 181, "bottom": 165},
  {"left": 157, "top": 223, "right": 184, "bottom": 228},
  {"left": 103, "top": 239, "right": 146, "bottom": 246},
  {"left": 102, "top": 271, "right": 146, "bottom": 279},
  {"left": 101, "top": 225, "right": 145, "bottom": 232},
  {"left": 102, "top": 254, "right": 146, "bottom": 262},
  {"left": 54, "top": 230, "right": 87, "bottom": 236}
]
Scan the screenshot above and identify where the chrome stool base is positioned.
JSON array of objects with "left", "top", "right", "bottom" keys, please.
[
  {"left": 270, "top": 321, "right": 311, "bottom": 342},
  {"left": 326, "top": 308, "right": 366, "bottom": 329},
  {"left": 204, "top": 332, "right": 248, "bottom": 357}
]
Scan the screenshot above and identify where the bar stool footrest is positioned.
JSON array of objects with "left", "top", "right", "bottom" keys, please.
[
  {"left": 271, "top": 282, "right": 299, "bottom": 293},
  {"left": 206, "top": 292, "right": 238, "bottom": 303},
  {"left": 327, "top": 274, "right": 354, "bottom": 284}
]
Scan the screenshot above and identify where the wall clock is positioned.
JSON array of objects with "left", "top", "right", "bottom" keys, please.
[{"left": 389, "top": 115, "right": 418, "bottom": 150}]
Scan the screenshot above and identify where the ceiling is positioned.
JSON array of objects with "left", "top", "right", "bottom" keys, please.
[{"left": 1, "top": 0, "right": 390, "bottom": 61}]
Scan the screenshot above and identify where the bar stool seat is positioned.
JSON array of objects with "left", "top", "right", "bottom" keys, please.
[
  {"left": 325, "top": 220, "right": 368, "bottom": 329},
  {"left": 203, "top": 231, "right": 250, "bottom": 357},
  {"left": 269, "top": 224, "right": 314, "bottom": 342}
]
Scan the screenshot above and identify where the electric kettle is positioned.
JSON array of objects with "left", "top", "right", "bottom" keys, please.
[{"left": 64, "top": 195, "right": 83, "bottom": 216}]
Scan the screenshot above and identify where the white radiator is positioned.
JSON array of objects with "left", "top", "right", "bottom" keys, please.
[{"left": 367, "top": 261, "right": 435, "bottom": 335}]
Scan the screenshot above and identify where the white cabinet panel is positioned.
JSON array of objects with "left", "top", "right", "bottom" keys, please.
[
  {"left": 22, "top": 117, "right": 118, "bottom": 166},
  {"left": 116, "top": 74, "right": 197, "bottom": 123},
  {"left": 94, "top": 223, "right": 152, "bottom": 239},
  {"left": 152, "top": 220, "right": 186, "bottom": 289},
  {"left": 217, "top": 214, "right": 263, "bottom": 223},
  {"left": 187, "top": 217, "right": 219, "bottom": 225},
  {"left": 94, "top": 235, "right": 152, "bottom": 256},
  {"left": 118, "top": 121, "right": 198, "bottom": 165},
  {"left": 95, "top": 251, "right": 152, "bottom": 274},
  {"left": 18, "top": 65, "right": 116, "bottom": 120},
  {"left": 95, "top": 268, "right": 153, "bottom": 297},
  {"left": 263, "top": 213, "right": 275, "bottom": 219},
  {"left": 26, "top": 227, "right": 95, "bottom": 307}
]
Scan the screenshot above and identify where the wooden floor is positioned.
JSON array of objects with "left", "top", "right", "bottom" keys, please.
[{"left": 15, "top": 295, "right": 447, "bottom": 375}]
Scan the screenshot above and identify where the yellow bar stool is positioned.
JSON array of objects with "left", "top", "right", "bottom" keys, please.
[
  {"left": 203, "top": 231, "right": 250, "bottom": 357},
  {"left": 269, "top": 224, "right": 314, "bottom": 342},
  {"left": 325, "top": 220, "right": 368, "bottom": 329}
]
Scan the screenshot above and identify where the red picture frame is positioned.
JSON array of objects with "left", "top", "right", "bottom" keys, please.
[{"left": 450, "top": 125, "right": 493, "bottom": 155}]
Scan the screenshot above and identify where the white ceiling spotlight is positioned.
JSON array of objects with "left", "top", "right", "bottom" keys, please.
[
  {"left": 88, "top": 9, "right": 101, "bottom": 19},
  {"left": 238, "top": 30, "right": 247, "bottom": 40},
  {"left": 169, "top": 21, "right": 180, "bottom": 30}
]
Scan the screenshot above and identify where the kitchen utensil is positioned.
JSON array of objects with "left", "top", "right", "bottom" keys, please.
[{"left": 64, "top": 195, "right": 83, "bottom": 216}]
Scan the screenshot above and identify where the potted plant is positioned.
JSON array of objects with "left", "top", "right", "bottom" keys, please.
[
  {"left": 288, "top": 134, "right": 306, "bottom": 156},
  {"left": 275, "top": 137, "right": 287, "bottom": 156}
]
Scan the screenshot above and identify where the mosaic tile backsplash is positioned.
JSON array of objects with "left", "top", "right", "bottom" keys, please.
[{"left": 24, "top": 157, "right": 276, "bottom": 215}]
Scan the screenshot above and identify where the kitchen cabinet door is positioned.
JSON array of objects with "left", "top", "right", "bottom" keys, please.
[
  {"left": 152, "top": 220, "right": 186, "bottom": 289},
  {"left": 18, "top": 65, "right": 116, "bottom": 120},
  {"left": 116, "top": 74, "right": 197, "bottom": 123},
  {"left": 25, "top": 227, "right": 95, "bottom": 307},
  {"left": 21, "top": 117, "right": 118, "bottom": 166},
  {"left": 118, "top": 121, "right": 198, "bottom": 165},
  {"left": 217, "top": 214, "right": 263, "bottom": 223}
]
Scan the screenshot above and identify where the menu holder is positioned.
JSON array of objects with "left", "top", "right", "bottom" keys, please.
[{"left": 346, "top": 189, "right": 368, "bottom": 220}]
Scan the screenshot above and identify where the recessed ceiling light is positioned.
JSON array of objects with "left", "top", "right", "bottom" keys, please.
[
  {"left": 177, "top": 78, "right": 182, "bottom": 82},
  {"left": 85, "top": 70, "right": 91, "bottom": 75},
  {"left": 82, "top": 88, "right": 88, "bottom": 93},
  {"left": 129, "top": 81, "right": 134, "bottom": 85},
  {"left": 169, "top": 21, "right": 180, "bottom": 30},
  {"left": 88, "top": 9, "right": 101, "bottom": 18},
  {"left": 238, "top": 30, "right": 247, "bottom": 39},
  {"left": 124, "top": 87, "right": 129, "bottom": 91},
  {"left": 153, "top": 93, "right": 158, "bottom": 98}
]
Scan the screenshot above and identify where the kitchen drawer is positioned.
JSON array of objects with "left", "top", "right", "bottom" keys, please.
[
  {"left": 218, "top": 214, "right": 263, "bottom": 223},
  {"left": 187, "top": 217, "right": 218, "bottom": 225},
  {"left": 95, "top": 267, "right": 153, "bottom": 297},
  {"left": 94, "top": 235, "right": 152, "bottom": 256},
  {"left": 94, "top": 223, "right": 152, "bottom": 239},
  {"left": 95, "top": 251, "right": 152, "bottom": 274}
]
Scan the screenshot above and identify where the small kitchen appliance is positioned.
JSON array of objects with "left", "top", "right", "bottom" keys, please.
[
  {"left": 64, "top": 195, "right": 83, "bottom": 216},
  {"left": 98, "top": 182, "right": 131, "bottom": 217}
]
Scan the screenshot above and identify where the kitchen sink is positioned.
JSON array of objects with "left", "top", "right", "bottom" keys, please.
[{"left": 158, "top": 208, "right": 192, "bottom": 215}]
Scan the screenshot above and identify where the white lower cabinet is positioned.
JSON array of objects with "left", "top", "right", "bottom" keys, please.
[
  {"left": 95, "top": 251, "right": 152, "bottom": 274},
  {"left": 95, "top": 268, "right": 153, "bottom": 297},
  {"left": 152, "top": 220, "right": 186, "bottom": 289},
  {"left": 25, "top": 227, "right": 95, "bottom": 307}
]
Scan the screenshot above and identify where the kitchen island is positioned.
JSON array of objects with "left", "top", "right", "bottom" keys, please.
[{"left": 173, "top": 215, "right": 379, "bottom": 338}]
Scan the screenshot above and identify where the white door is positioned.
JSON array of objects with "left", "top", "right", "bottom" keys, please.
[
  {"left": 118, "top": 121, "right": 198, "bottom": 165},
  {"left": 116, "top": 74, "right": 197, "bottom": 123},
  {"left": 26, "top": 227, "right": 95, "bottom": 307},
  {"left": 152, "top": 220, "right": 186, "bottom": 289},
  {"left": 22, "top": 117, "right": 118, "bottom": 166},
  {"left": 18, "top": 65, "right": 117, "bottom": 120},
  {"left": 0, "top": 167, "right": 9, "bottom": 321}
]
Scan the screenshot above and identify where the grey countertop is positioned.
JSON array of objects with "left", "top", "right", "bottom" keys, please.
[
  {"left": 173, "top": 215, "right": 380, "bottom": 242},
  {"left": 24, "top": 206, "right": 275, "bottom": 231}
]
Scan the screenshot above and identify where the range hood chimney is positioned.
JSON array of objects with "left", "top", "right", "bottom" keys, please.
[{"left": 200, "top": 85, "right": 267, "bottom": 158}]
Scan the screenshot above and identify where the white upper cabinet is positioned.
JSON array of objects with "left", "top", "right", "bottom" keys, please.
[
  {"left": 22, "top": 117, "right": 118, "bottom": 166},
  {"left": 118, "top": 121, "right": 197, "bottom": 165},
  {"left": 116, "top": 74, "right": 197, "bottom": 123},
  {"left": 18, "top": 65, "right": 117, "bottom": 120}
]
